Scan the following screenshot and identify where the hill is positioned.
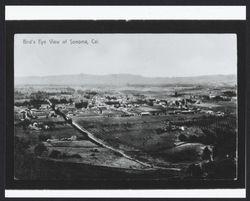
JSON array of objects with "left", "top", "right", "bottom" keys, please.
[{"left": 15, "top": 74, "right": 237, "bottom": 86}]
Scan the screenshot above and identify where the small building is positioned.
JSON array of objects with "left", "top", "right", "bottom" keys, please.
[
  {"left": 140, "top": 112, "right": 150, "bottom": 116},
  {"left": 40, "top": 104, "right": 50, "bottom": 110}
]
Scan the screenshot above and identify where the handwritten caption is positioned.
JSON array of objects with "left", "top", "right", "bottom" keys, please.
[{"left": 22, "top": 38, "right": 99, "bottom": 46}]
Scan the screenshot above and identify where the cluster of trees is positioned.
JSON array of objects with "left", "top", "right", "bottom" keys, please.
[
  {"left": 15, "top": 136, "right": 31, "bottom": 154},
  {"left": 105, "top": 101, "right": 120, "bottom": 106},
  {"left": 15, "top": 96, "right": 75, "bottom": 109},
  {"left": 183, "top": 121, "right": 237, "bottom": 179},
  {"left": 178, "top": 133, "right": 215, "bottom": 145},
  {"left": 175, "top": 116, "right": 223, "bottom": 127},
  {"left": 222, "top": 90, "right": 236, "bottom": 97},
  {"left": 15, "top": 99, "right": 48, "bottom": 109},
  {"left": 30, "top": 91, "right": 49, "bottom": 100},
  {"left": 77, "top": 89, "right": 98, "bottom": 99},
  {"left": 34, "top": 143, "right": 48, "bottom": 156},
  {"left": 61, "top": 87, "right": 75, "bottom": 94},
  {"left": 156, "top": 128, "right": 165, "bottom": 134},
  {"left": 212, "top": 96, "right": 231, "bottom": 101},
  {"left": 179, "top": 126, "right": 236, "bottom": 159},
  {"left": 14, "top": 90, "right": 27, "bottom": 99},
  {"left": 147, "top": 100, "right": 154, "bottom": 106},
  {"left": 38, "top": 133, "right": 52, "bottom": 142},
  {"left": 131, "top": 98, "right": 156, "bottom": 107},
  {"left": 132, "top": 99, "right": 147, "bottom": 105},
  {"left": 49, "top": 98, "right": 73, "bottom": 104},
  {"left": 77, "top": 89, "right": 98, "bottom": 95},
  {"left": 106, "top": 96, "right": 117, "bottom": 100},
  {"left": 186, "top": 157, "right": 236, "bottom": 179},
  {"left": 15, "top": 100, "right": 31, "bottom": 107},
  {"left": 75, "top": 100, "right": 88, "bottom": 109},
  {"left": 15, "top": 91, "right": 49, "bottom": 108}
]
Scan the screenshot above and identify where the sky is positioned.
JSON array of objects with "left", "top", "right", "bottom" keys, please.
[{"left": 14, "top": 34, "right": 237, "bottom": 77}]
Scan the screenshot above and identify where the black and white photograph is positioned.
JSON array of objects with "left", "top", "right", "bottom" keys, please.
[
  {"left": 2, "top": 3, "right": 248, "bottom": 199},
  {"left": 13, "top": 33, "right": 239, "bottom": 181}
]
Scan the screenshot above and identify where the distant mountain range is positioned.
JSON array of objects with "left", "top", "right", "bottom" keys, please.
[{"left": 15, "top": 74, "right": 237, "bottom": 86}]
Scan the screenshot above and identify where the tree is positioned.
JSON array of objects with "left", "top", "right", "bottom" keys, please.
[
  {"left": 34, "top": 143, "right": 48, "bottom": 156},
  {"left": 188, "top": 135, "right": 198, "bottom": 142},
  {"left": 31, "top": 91, "right": 49, "bottom": 100},
  {"left": 223, "top": 91, "right": 236, "bottom": 97},
  {"left": 147, "top": 100, "right": 154, "bottom": 106},
  {"left": 38, "top": 133, "right": 52, "bottom": 142},
  {"left": 75, "top": 100, "right": 88, "bottom": 109},
  {"left": 175, "top": 100, "right": 179, "bottom": 106},
  {"left": 179, "top": 134, "right": 187, "bottom": 141},
  {"left": 202, "top": 147, "right": 212, "bottom": 161}
]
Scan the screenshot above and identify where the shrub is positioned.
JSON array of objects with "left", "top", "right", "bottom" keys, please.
[
  {"left": 34, "top": 143, "right": 48, "bottom": 156},
  {"left": 156, "top": 128, "right": 164, "bottom": 134},
  {"left": 75, "top": 100, "right": 88, "bottom": 109},
  {"left": 179, "top": 134, "right": 187, "bottom": 141},
  {"left": 204, "top": 159, "right": 236, "bottom": 179},
  {"left": 49, "top": 150, "right": 61, "bottom": 158},
  {"left": 71, "top": 154, "right": 82, "bottom": 159},
  {"left": 15, "top": 136, "right": 31, "bottom": 154},
  {"left": 38, "top": 133, "right": 52, "bottom": 142},
  {"left": 188, "top": 135, "right": 198, "bottom": 142}
]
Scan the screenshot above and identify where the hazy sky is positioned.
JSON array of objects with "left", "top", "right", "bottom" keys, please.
[{"left": 15, "top": 34, "right": 237, "bottom": 77}]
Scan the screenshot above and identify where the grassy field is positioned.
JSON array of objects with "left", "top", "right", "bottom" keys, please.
[
  {"left": 73, "top": 110, "right": 236, "bottom": 164},
  {"left": 74, "top": 115, "right": 204, "bottom": 163}
]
